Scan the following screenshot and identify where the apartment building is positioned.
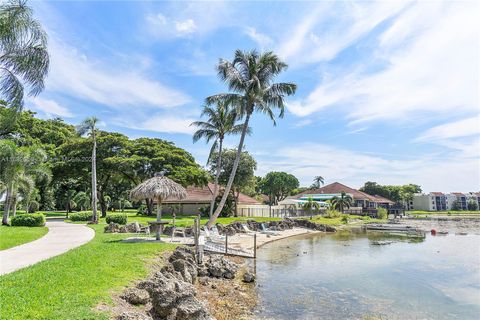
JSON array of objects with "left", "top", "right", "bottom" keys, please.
[{"left": 412, "top": 192, "right": 480, "bottom": 211}]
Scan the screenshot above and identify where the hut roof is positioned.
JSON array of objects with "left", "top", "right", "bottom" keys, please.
[{"left": 130, "top": 173, "right": 187, "bottom": 201}]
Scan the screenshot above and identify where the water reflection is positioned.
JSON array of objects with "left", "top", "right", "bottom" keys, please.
[{"left": 254, "top": 231, "right": 480, "bottom": 320}]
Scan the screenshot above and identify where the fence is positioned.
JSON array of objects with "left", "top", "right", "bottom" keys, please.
[{"left": 237, "top": 205, "right": 378, "bottom": 218}]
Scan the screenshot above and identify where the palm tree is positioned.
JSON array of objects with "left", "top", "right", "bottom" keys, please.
[
  {"left": 331, "top": 191, "right": 353, "bottom": 214},
  {"left": 205, "top": 49, "right": 296, "bottom": 228},
  {"left": 0, "top": 141, "right": 50, "bottom": 224},
  {"left": 191, "top": 102, "right": 246, "bottom": 218},
  {"left": 62, "top": 189, "right": 77, "bottom": 216},
  {"left": 73, "top": 191, "right": 90, "bottom": 211},
  {"left": 0, "top": 0, "right": 49, "bottom": 111},
  {"left": 312, "top": 176, "right": 324, "bottom": 189},
  {"left": 77, "top": 117, "right": 99, "bottom": 223},
  {"left": 302, "top": 197, "right": 320, "bottom": 218}
]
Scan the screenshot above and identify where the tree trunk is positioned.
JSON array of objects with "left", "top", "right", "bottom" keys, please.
[
  {"left": 91, "top": 133, "right": 98, "bottom": 223},
  {"left": 146, "top": 199, "right": 153, "bottom": 215},
  {"left": 207, "top": 113, "right": 251, "bottom": 229},
  {"left": 11, "top": 193, "right": 17, "bottom": 217},
  {"left": 2, "top": 185, "right": 12, "bottom": 225},
  {"left": 99, "top": 190, "right": 107, "bottom": 218},
  {"left": 209, "top": 138, "right": 223, "bottom": 218}
]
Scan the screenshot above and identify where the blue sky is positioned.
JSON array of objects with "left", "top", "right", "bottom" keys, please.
[{"left": 26, "top": 0, "right": 479, "bottom": 192}]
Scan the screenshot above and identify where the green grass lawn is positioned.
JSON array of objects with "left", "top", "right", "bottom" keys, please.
[
  {"left": 0, "top": 224, "right": 176, "bottom": 320},
  {"left": 407, "top": 210, "right": 480, "bottom": 215},
  {"left": 66, "top": 210, "right": 281, "bottom": 227},
  {"left": 0, "top": 226, "right": 49, "bottom": 250},
  {"left": 309, "top": 214, "right": 386, "bottom": 226}
]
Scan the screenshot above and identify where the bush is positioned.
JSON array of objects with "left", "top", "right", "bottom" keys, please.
[
  {"left": 325, "top": 209, "right": 341, "bottom": 218},
  {"left": 341, "top": 215, "right": 349, "bottom": 224},
  {"left": 106, "top": 214, "right": 127, "bottom": 225},
  {"left": 11, "top": 213, "right": 46, "bottom": 227},
  {"left": 28, "top": 201, "right": 40, "bottom": 213},
  {"left": 136, "top": 204, "right": 147, "bottom": 215},
  {"left": 377, "top": 207, "right": 388, "bottom": 219},
  {"left": 70, "top": 212, "right": 93, "bottom": 221}
]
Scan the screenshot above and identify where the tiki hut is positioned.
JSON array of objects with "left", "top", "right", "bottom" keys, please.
[{"left": 130, "top": 172, "right": 187, "bottom": 240}]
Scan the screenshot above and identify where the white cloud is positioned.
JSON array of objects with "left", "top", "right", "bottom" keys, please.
[
  {"left": 256, "top": 142, "right": 479, "bottom": 192},
  {"left": 28, "top": 97, "right": 73, "bottom": 118},
  {"left": 278, "top": 2, "right": 407, "bottom": 66},
  {"left": 287, "top": 1, "right": 479, "bottom": 124},
  {"left": 175, "top": 19, "right": 197, "bottom": 35},
  {"left": 120, "top": 114, "right": 197, "bottom": 135},
  {"left": 245, "top": 27, "right": 273, "bottom": 49},
  {"left": 46, "top": 40, "right": 190, "bottom": 109},
  {"left": 415, "top": 117, "right": 480, "bottom": 143}
]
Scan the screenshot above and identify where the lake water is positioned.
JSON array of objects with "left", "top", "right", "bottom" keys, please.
[{"left": 253, "top": 230, "right": 480, "bottom": 320}]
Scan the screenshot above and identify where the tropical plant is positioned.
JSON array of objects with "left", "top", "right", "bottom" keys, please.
[
  {"left": 450, "top": 200, "right": 461, "bottom": 211},
  {"left": 191, "top": 102, "right": 246, "bottom": 217},
  {"left": 467, "top": 199, "right": 479, "bottom": 211},
  {"left": 377, "top": 207, "right": 388, "bottom": 219},
  {"left": 76, "top": 116, "right": 99, "bottom": 223},
  {"left": 73, "top": 191, "right": 90, "bottom": 211},
  {"left": 206, "top": 49, "right": 296, "bottom": 228},
  {"left": 0, "top": 0, "right": 49, "bottom": 111},
  {"left": 330, "top": 191, "right": 353, "bottom": 213},
  {"left": 302, "top": 197, "right": 320, "bottom": 217},
  {"left": 311, "top": 176, "right": 324, "bottom": 189},
  {"left": 0, "top": 141, "right": 50, "bottom": 224}
]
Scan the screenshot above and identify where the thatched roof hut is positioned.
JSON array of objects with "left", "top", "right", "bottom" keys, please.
[{"left": 130, "top": 172, "right": 187, "bottom": 240}]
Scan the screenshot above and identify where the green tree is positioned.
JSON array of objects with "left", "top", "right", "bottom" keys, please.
[
  {"left": 450, "top": 200, "right": 461, "bottom": 211},
  {"left": 73, "top": 191, "right": 90, "bottom": 211},
  {"left": 209, "top": 148, "right": 256, "bottom": 216},
  {"left": 260, "top": 171, "right": 299, "bottom": 205},
  {"left": 302, "top": 197, "right": 320, "bottom": 216},
  {"left": 191, "top": 102, "right": 246, "bottom": 217},
  {"left": 331, "top": 191, "right": 353, "bottom": 214},
  {"left": 311, "top": 176, "right": 324, "bottom": 189},
  {"left": 76, "top": 117, "right": 99, "bottom": 223},
  {"left": 206, "top": 50, "right": 296, "bottom": 228},
  {"left": 467, "top": 199, "right": 479, "bottom": 211},
  {"left": 0, "top": 141, "right": 50, "bottom": 224},
  {"left": 0, "top": 0, "right": 49, "bottom": 111}
]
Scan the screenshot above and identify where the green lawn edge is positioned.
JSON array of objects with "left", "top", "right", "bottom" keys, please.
[{"left": 0, "top": 226, "right": 49, "bottom": 251}]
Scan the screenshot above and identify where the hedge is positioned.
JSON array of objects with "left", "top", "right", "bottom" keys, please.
[
  {"left": 11, "top": 214, "right": 46, "bottom": 227},
  {"left": 106, "top": 214, "right": 127, "bottom": 225},
  {"left": 70, "top": 212, "right": 93, "bottom": 221}
]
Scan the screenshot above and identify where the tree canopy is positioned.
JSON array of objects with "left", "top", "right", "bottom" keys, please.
[
  {"left": 359, "top": 181, "right": 422, "bottom": 203},
  {"left": 259, "top": 171, "right": 299, "bottom": 205}
]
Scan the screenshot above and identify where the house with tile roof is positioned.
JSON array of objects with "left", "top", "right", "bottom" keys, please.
[{"left": 161, "top": 183, "right": 260, "bottom": 215}]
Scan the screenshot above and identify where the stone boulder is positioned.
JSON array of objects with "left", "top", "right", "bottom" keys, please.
[
  {"left": 104, "top": 222, "right": 120, "bottom": 233},
  {"left": 121, "top": 288, "right": 150, "bottom": 305},
  {"left": 243, "top": 271, "right": 255, "bottom": 283},
  {"left": 206, "top": 255, "right": 238, "bottom": 279}
]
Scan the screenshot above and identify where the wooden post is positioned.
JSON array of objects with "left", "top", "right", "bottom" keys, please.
[
  {"left": 253, "top": 233, "right": 257, "bottom": 258},
  {"left": 225, "top": 234, "right": 228, "bottom": 254}
]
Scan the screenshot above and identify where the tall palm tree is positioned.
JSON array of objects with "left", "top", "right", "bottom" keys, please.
[
  {"left": 312, "top": 176, "right": 324, "bottom": 189},
  {"left": 77, "top": 117, "right": 99, "bottom": 223},
  {"left": 206, "top": 50, "right": 296, "bottom": 228},
  {"left": 0, "top": 0, "right": 49, "bottom": 111},
  {"left": 331, "top": 191, "right": 353, "bottom": 214},
  {"left": 0, "top": 141, "right": 50, "bottom": 224},
  {"left": 191, "top": 102, "right": 246, "bottom": 218}
]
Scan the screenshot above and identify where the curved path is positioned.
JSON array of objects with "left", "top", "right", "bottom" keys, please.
[{"left": 0, "top": 220, "right": 95, "bottom": 276}]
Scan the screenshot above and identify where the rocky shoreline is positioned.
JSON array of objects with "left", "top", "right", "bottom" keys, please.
[{"left": 110, "top": 246, "right": 254, "bottom": 320}]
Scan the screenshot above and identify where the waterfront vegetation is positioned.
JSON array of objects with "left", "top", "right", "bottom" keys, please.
[{"left": 0, "top": 225, "right": 48, "bottom": 250}]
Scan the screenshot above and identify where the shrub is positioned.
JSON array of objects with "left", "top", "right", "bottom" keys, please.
[
  {"left": 325, "top": 209, "right": 341, "bottom": 218},
  {"left": 11, "top": 213, "right": 46, "bottom": 227},
  {"left": 106, "top": 214, "right": 127, "bottom": 225},
  {"left": 341, "top": 215, "right": 349, "bottom": 224},
  {"left": 136, "top": 204, "right": 147, "bottom": 215},
  {"left": 28, "top": 201, "right": 40, "bottom": 213},
  {"left": 70, "top": 212, "right": 93, "bottom": 221},
  {"left": 377, "top": 207, "right": 388, "bottom": 219},
  {"left": 362, "top": 216, "right": 371, "bottom": 222}
]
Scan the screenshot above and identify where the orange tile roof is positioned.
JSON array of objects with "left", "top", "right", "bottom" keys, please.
[
  {"left": 163, "top": 183, "right": 260, "bottom": 205},
  {"left": 295, "top": 182, "right": 394, "bottom": 203}
]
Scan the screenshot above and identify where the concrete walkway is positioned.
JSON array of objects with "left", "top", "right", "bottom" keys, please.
[{"left": 0, "top": 220, "right": 95, "bottom": 276}]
